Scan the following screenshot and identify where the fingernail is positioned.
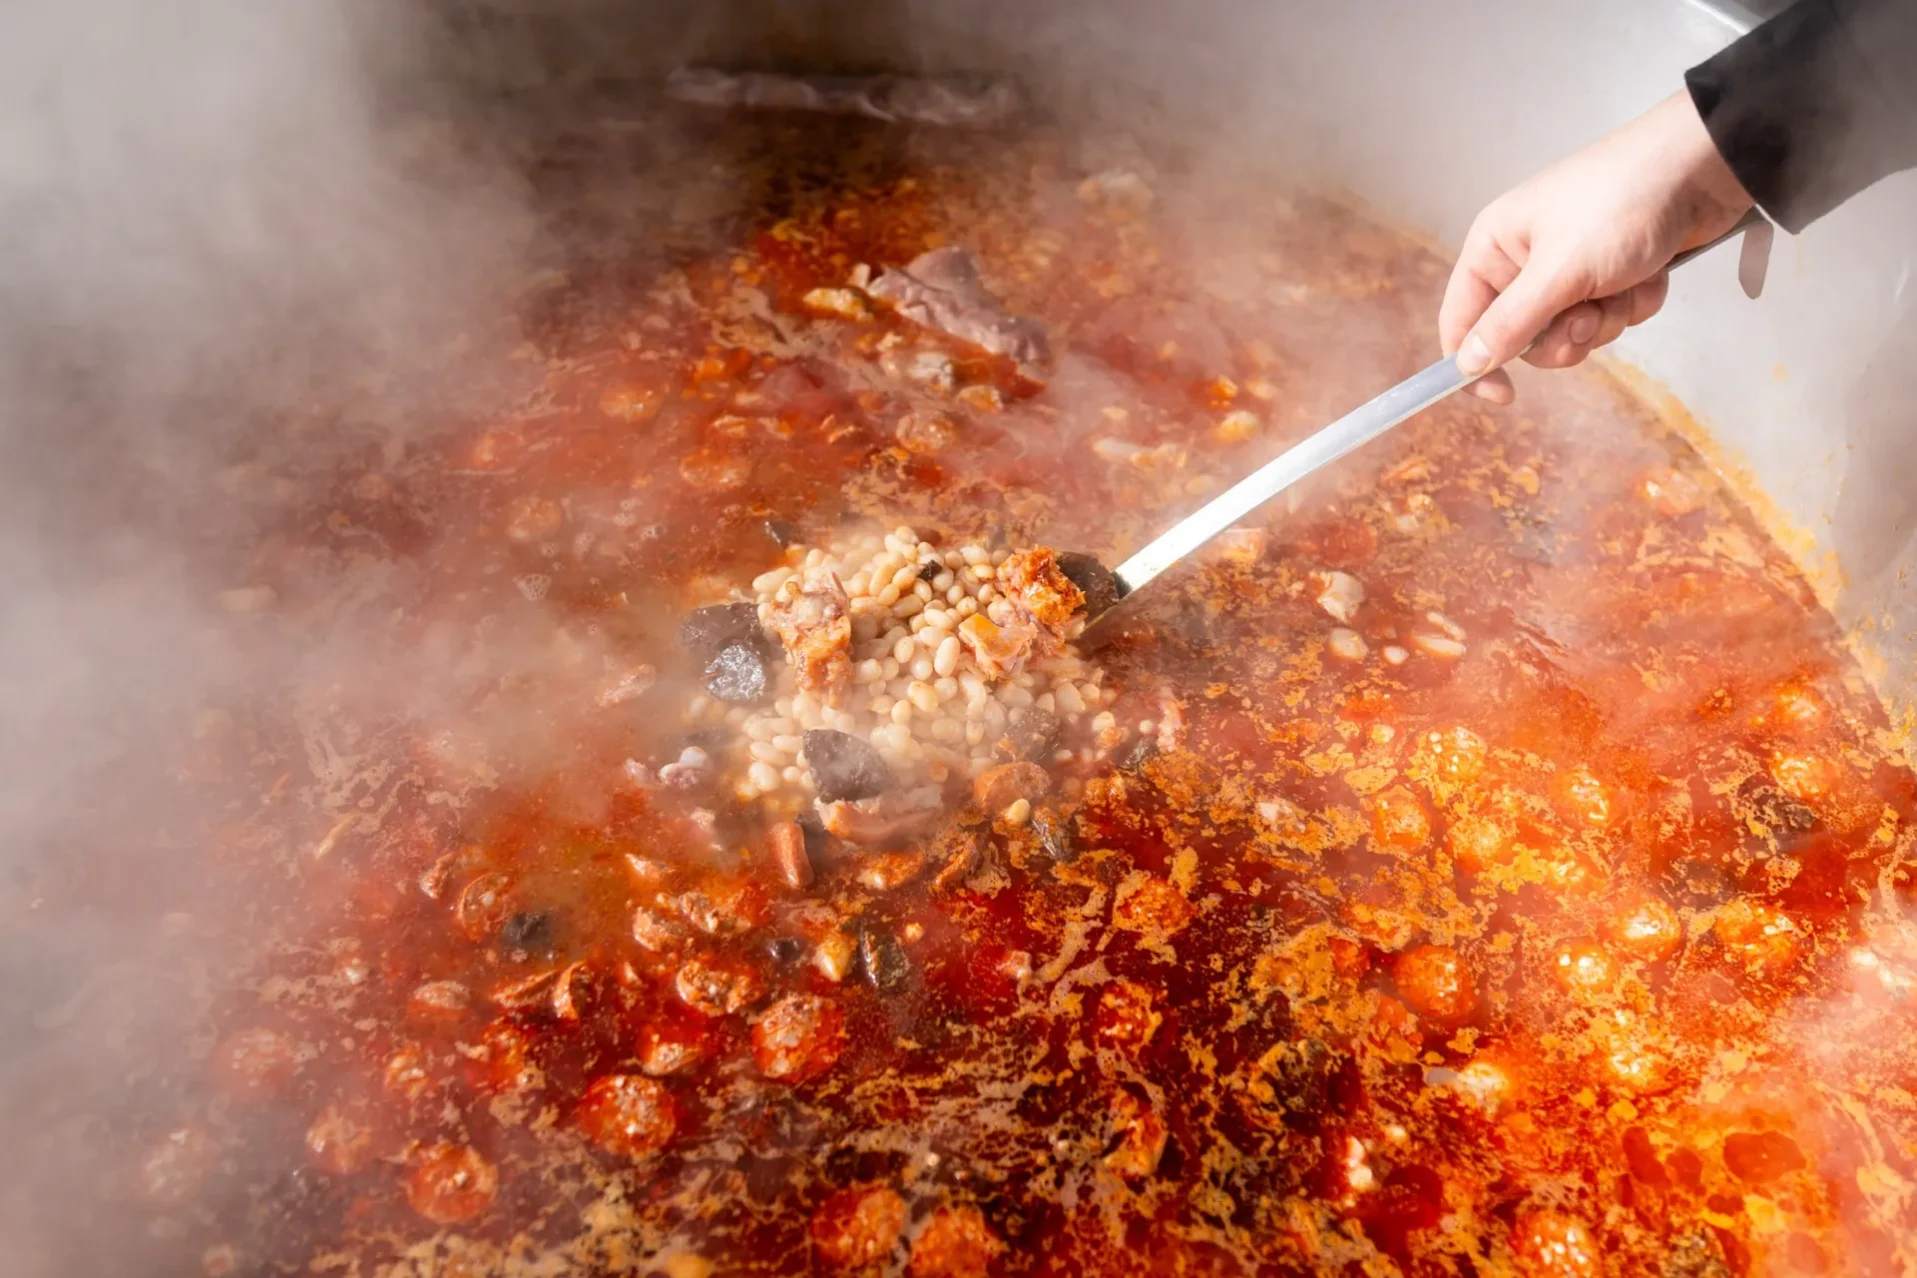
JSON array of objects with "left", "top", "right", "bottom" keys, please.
[
  {"left": 1568, "top": 312, "right": 1598, "bottom": 345},
  {"left": 1456, "top": 334, "right": 1491, "bottom": 375}
]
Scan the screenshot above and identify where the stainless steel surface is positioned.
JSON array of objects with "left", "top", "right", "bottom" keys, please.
[{"left": 1103, "top": 210, "right": 1770, "bottom": 606}]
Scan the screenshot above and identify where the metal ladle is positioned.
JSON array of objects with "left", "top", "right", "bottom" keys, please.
[{"left": 1076, "top": 207, "right": 1772, "bottom": 647}]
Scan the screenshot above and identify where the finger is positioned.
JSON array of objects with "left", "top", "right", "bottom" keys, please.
[
  {"left": 1522, "top": 300, "right": 1604, "bottom": 369},
  {"left": 1438, "top": 220, "right": 1522, "bottom": 356},
  {"left": 1463, "top": 369, "right": 1515, "bottom": 404},
  {"left": 1456, "top": 255, "right": 1592, "bottom": 376},
  {"left": 1624, "top": 271, "right": 1669, "bottom": 326},
  {"left": 1439, "top": 268, "right": 1501, "bottom": 358},
  {"left": 1588, "top": 291, "right": 1634, "bottom": 350}
]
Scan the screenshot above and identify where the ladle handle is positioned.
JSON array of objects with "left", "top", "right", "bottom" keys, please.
[{"left": 1107, "top": 208, "right": 1771, "bottom": 597}]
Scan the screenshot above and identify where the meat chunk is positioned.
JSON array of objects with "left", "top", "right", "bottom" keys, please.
[
  {"left": 575, "top": 1074, "right": 678, "bottom": 1158},
  {"left": 817, "top": 787, "right": 943, "bottom": 846},
  {"left": 812, "top": 1186, "right": 909, "bottom": 1269},
  {"left": 957, "top": 608, "right": 1038, "bottom": 679},
  {"left": 765, "top": 821, "right": 815, "bottom": 889},
  {"left": 769, "top": 574, "right": 853, "bottom": 703},
  {"left": 996, "top": 546, "right": 1086, "bottom": 643},
  {"left": 404, "top": 1143, "right": 497, "bottom": 1224},
  {"left": 869, "top": 247, "right": 1050, "bottom": 375},
  {"left": 907, "top": 1203, "right": 1003, "bottom": 1278},
  {"left": 752, "top": 993, "right": 847, "bottom": 1083},
  {"left": 973, "top": 761, "right": 1049, "bottom": 813}
]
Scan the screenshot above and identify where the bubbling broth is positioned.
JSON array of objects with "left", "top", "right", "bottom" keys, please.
[{"left": 95, "top": 103, "right": 1917, "bottom": 1276}]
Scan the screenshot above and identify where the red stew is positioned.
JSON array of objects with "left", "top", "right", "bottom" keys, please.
[{"left": 93, "top": 106, "right": 1917, "bottom": 1276}]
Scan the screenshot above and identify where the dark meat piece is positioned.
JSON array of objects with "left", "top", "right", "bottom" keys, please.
[
  {"left": 496, "top": 911, "right": 555, "bottom": 957},
  {"left": 1117, "top": 735, "right": 1159, "bottom": 772},
  {"left": 680, "top": 603, "right": 769, "bottom": 659},
  {"left": 666, "top": 68, "right": 1021, "bottom": 128},
  {"left": 769, "top": 576, "right": 853, "bottom": 704},
  {"left": 803, "top": 730, "right": 894, "bottom": 802},
  {"left": 1031, "top": 807, "right": 1076, "bottom": 862},
  {"left": 704, "top": 643, "right": 772, "bottom": 704},
  {"left": 995, "top": 707, "right": 1061, "bottom": 762},
  {"left": 1057, "top": 552, "right": 1125, "bottom": 617},
  {"left": 860, "top": 928, "right": 911, "bottom": 993},
  {"left": 868, "top": 247, "right": 1051, "bottom": 374}
]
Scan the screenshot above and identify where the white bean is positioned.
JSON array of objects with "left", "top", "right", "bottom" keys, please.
[
  {"left": 892, "top": 636, "right": 916, "bottom": 663},
  {"left": 894, "top": 594, "right": 925, "bottom": 618},
  {"left": 877, "top": 583, "right": 902, "bottom": 607},
  {"left": 748, "top": 761, "right": 781, "bottom": 790},
  {"left": 908, "top": 682, "right": 940, "bottom": 714},
  {"left": 858, "top": 659, "right": 885, "bottom": 683},
  {"left": 911, "top": 656, "right": 935, "bottom": 681},
  {"left": 891, "top": 700, "right": 914, "bottom": 725},
  {"left": 1055, "top": 682, "right": 1086, "bottom": 715},
  {"left": 772, "top": 734, "right": 804, "bottom": 753},
  {"left": 934, "top": 635, "right": 962, "bottom": 677}
]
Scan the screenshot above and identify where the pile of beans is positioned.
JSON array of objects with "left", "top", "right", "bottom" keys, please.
[{"left": 685, "top": 526, "right": 1121, "bottom": 800}]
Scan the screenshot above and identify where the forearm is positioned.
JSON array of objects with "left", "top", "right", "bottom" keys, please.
[{"left": 1686, "top": 0, "right": 1917, "bottom": 233}]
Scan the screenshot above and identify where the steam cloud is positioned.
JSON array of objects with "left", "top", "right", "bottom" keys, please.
[{"left": 0, "top": 0, "right": 547, "bottom": 1271}]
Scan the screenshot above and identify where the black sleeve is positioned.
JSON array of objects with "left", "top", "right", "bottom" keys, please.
[{"left": 1685, "top": 0, "right": 1917, "bottom": 233}]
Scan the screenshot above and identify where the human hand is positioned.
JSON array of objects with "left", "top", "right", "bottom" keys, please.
[{"left": 1439, "top": 90, "right": 1754, "bottom": 403}]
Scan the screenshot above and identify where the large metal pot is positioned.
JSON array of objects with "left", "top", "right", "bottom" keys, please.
[
  {"left": 450, "top": 0, "right": 1917, "bottom": 723},
  {"left": 2, "top": 1, "right": 1913, "bottom": 1273}
]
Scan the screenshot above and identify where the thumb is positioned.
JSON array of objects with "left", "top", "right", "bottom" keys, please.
[{"left": 1455, "top": 259, "right": 1588, "bottom": 377}]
